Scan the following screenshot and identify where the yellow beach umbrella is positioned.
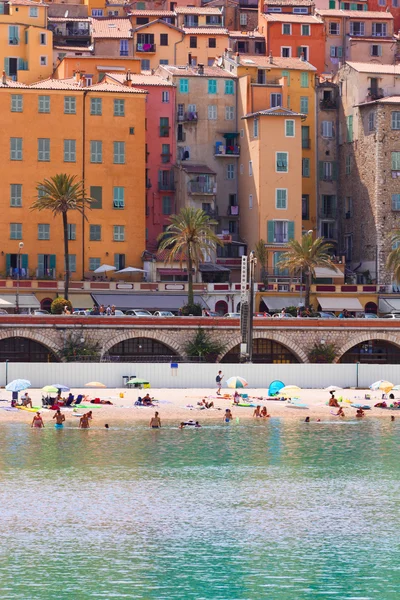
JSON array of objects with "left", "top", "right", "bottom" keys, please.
[
  {"left": 280, "top": 385, "right": 301, "bottom": 395},
  {"left": 85, "top": 382, "right": 107, "bottom": 388},
  {"left": 370, "top": 380, "right": 393, "bottom": 393}
]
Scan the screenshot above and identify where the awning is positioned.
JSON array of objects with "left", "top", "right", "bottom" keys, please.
[
  {"left": 0, "top": 294, "right": 40, "bottom": 308},
  {"left": 68, "top": 293, "right": 94, "bottom": 309},
  {"left": 262, "top": 296, "right": 295, "bottom": 310},
  {"left": 379, "top": 298, "right": 400, "bottom": 313},
  {"left": 314, "top": 266, "right": 343, "bottom": 279},
  {"left": 317, "top": 297, "right": 363, "bottom": 311},
  {"left": 223, "top": 132, "right": 239, "bottom": 139},
  {"left": 91, "top": 293, "right": 209, "bottom": 311},
  {"left": 199, "top": 263, "right": 230, "bottom": 273},
  {"left": 158, "top": 269, "right": 187, "bottom": 276}
]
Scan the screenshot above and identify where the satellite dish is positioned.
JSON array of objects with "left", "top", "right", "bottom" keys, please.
[
  {"left": 216, "top": 57, "right": 223, "bottom": 67},
  {"left": 64, "top": 9, "right": 69, "bottom": 17}
]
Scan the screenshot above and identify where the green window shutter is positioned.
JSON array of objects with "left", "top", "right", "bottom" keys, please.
[
  {"left": 319, "top": 161, "right": 324, "bottom": 179},
  {"left": 267, "top": 221, "right": 274, "bottom": 243},
  {"left": 21, "top": 254, "right": 28, "bottom": 270},
  {"left": 300, "top": 72, "right": 309, "bottom": 87},
  {"left": 337, "top": 46, "right": 343, "bottom": 57},
  {"left": 49, "top": 254, "right": 56, "bottom": 270},
  {"left": 332, "top": 161, "right": 338, "bottom": 180},
  {"left": 329, "top": 0, "right": 335, "bottom": 7},
  {"left": 288, "top": 221, "right": 295, "bottom": 241},
  {"left": 297, "top": 46, "right": 302, "bottom": 57},
  {"left": 4, "top": 57, "right": 9, "bottom": 76},
  {"left": 282, "top": 69, "right": 290, "bottom": 86},
  {"left": 6, "top": 254, "right": 11, "bottom": 273}
]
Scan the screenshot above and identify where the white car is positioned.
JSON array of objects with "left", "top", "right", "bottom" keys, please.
[
  {"left": 223, "top": 313, "right": 241, "bottom": 318},
  {"left": 125, "top": 309, "right": 153, "bottom": 317},
  {"left": 381, "top": 313, "right": 400, "bottom": 319},
  {"left": 153, "top": 311, "right": 175, "bottom": 317}
]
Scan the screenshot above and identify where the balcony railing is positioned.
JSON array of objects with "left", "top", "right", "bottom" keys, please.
[
  {"left": 302, "top": 138, "right": 311, "bottom": 149},
  {"left": 177, "top": 111, "right": 198, "bottom": 122},
  {"left": 320, "top": 98, "right": 337, "bottom": 109},
  {"left": 271, "top": 235, "right": 289, "bottom": 244},
  {"left": 36, "top": 268, "right": 56, "bottom": 279},
  {"left": 159, "top": 126, "right": 170, "bottom": 137},
  {"left": 158, "top": 181, "right": 175, "bottom": 191},
  {"left": 319, "top": 208, "right": 337, "bottom": 219},
  {"left": 368, "top": 87, "right": 384, "bottom": 100},
  {"left": 188, "top": 182, "right": 216, "bottom": 194},
  {"left": 136, "top": 43, "right": 156, "bottom": 52},
  {"left": 215, "top": 144, "right": 240, "bottom": 157}
]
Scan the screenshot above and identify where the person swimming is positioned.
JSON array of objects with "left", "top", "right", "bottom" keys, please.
[
  {"left": 305, "top": 416, "right": 310, "bottom": 423},
  {"left": 31, "top": 412, "right": 44, "bottom": 428},
  {"left": 356, "top": 408, "right": 365, "bottom": 418},
  {"left": 224, "top": 409, "right": 233, "bottom": 423},
  {"left": 79, "top": 413, "right": 90, "bottom": 429}
]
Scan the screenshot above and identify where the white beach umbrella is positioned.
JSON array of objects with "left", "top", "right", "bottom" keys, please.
[
  {"left": 115, "top": 266, "right": 146, "bottom": 274},
  {"left": 94, "top": 264, "right": 116, "bottom": 274},
  {"left": 324, "top": 385, "right": 342, "bottom": 392}
]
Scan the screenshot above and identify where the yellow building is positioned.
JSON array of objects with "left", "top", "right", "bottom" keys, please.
[
  {"left": 220, "top": 51, "right": 317, "bottom": 235},
  {"left": 0, "top": 73, "right": 147, "bottom": 279},
  {"left": 53, "top": 55, "right": 141, "bottom": 83},
  {"left": 0, "top": 0, "right": 53, "bottom": 84}
]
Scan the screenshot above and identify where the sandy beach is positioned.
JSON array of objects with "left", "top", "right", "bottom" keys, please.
[{"left": 0, "top": 386, "right": 398, "bottom": 426}]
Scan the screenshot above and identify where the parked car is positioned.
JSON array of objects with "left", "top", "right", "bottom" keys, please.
[
  {"left": 362, "top": 313, "right": 378, "bottom": 318},
  {"left": 315, "top": 312, "right": 337, "bottom": 319},
  {"left": 125, "top": 309, "right": 153, "bottom": 317},
  {"left": 72, "top": 310, "right": 89, "bottom": 316},
  {"left": 381, "top": 313, "right": 400, "bottom": 319},
  {"left": 0, "top": 309, "right": 9, "bottom": 315},
  {"left": 272, "top": 312, "right": 294, "bottom": 318},
  {"left": 153, "top": 311, "right": 175, "bottom": 317},
  {"left": 254, "top": 312, "right": 272, "bottom": 317},
  {"left": 223, "top": 313, "right": 241, "bottom": 318},
  {"left": 33, "top": 309, "right": 50, "bottom": 315}
]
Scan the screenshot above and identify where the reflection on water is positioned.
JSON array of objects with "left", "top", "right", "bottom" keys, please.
[{"left": 1, "top": 420, "right": 400, "bottom": 599}]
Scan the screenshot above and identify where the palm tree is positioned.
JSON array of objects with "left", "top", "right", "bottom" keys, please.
[
  {"left": 31, "top": 174, "right": 91, "bottom": 300},
  {"left": 387, "top": 231, "right": 400, "bottom": 282},
  {"left": 158, "top": 207, "right": 223, "bottom": 306},
  {"left": 254, "top": 239, "right": 268, "bottom": 284},
  {"left": 277, "top": 232, "right": 335, "bottom": 308}
]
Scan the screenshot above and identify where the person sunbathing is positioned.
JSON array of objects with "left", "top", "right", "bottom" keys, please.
[
  {"left": 22, "top": 392, "right": 33, "bottom": 408},
  {"left": 142, "top": 394, "right": 154, "bottom": 406},
  {"left": 329, "top": 394, "right": 340, "bottom": 408}
]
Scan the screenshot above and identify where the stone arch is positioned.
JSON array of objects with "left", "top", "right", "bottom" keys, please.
[
  {"left": 335, "top": 331, "right": 400, "bottom": 363},
  {"left": 218, "top": 330, "right": 308, "bottom": 363},
  {"left": 0, "top": 332, "right": 62, "bottom": 361},
  {"left": 101, "top": 330, "right": 183, "bottom": 358}
]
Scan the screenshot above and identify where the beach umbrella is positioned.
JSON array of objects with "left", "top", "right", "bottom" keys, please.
[
  {"left": 324, "top": 385, "right": 342, "bottom": 392},
  {"left": 85, "top": 381, "right": 106, "bottom": 388},
  {"left": 392, "top": 385, "right": 400, "bottom": 391},
  {"left": 94, "top": 264, "right": 116, "bottom": 274},
  {"left": 370, "top": 380, "right": 393, "bottom": 393},
  {"left": 6, "top": 379, "right": 31, "bottom": 392},
  {"left": 226, "top": 376, "right": 248, "bottom": 389},
  {"left": 280, "top": 385, "right": 301, "bottom": 394},
  {"left": 42, "top": 385, "right": 59, "bottom": 394},
  {"left": 115, "top": 266, "right": 146, "bottom": 274},
  {"left": 51, "top": 384, "right": 70, "bottom": 392},
  {"left": 268, "top": 380, "right": 285, "bottom": 396}
]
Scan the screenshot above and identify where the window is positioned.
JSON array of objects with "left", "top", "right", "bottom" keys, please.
[
  {"left": 160, "top": 116, "right": 169, "bottom": 136},
  {"left": 179, "top": 78, "right": 189, "bottom": 93},
  {"left": 40, "top": 33, "right": 46, "bottom": 45},
  {"left": 368, "top": 111, "right": 376, "bottom": 132},
  {"left": 190, "top": 36, "right": 197, "bottom": 48},
  {"left": 89, "top": 225, "right": 101, "bottom": 241},
  {"left": 329, "top": 22, "right": 340, "bottom": 35},
  {"left": 371, "top": 44, "right": 382, "bottom": 57},
  {"left": 162, "top": 196, "right": 172, "bottom": 215},
  {"left": 392, "top": 194, "right": 400, "bottom": 210},
  {"left": 225, "top": 106, "right": 234, "bottom": 120},
  {"left": 67, "top": 255, "right": 76, "bottom": 273},
  {"left": 64, "top": 96, "right": 76, "bottom": 114},
  {"left": 345, "top": 196, "right": 353, "bottom": 218},
  {"left": 300, "top": 96, "right": 308, "bottom": 114},
  {"left": 208, "top": 105, "right": 217, "bottom": 120},
  {"left": 9, "top": 25, "right": 19, "bottom": 45},
  {"left": 322, "top": 121, "right": 333, "bottom": 138},
  {"left": 64, "top": 139, "right": 76, "bottom": 162},
  {"left": 320, "top": 161, "right": 338, "bottom": 181},
  {"left": 90, "top": 98, "right": 102, "bottom": 115},
  {"left": 372, "top": 23, "right": 387, "bottom": 36},
  {"left": 90, "top": 186, "right": 102, "bottom": 209},
  {"left": 141, "top": 59, "right": 150, "bottom": 70},
  {"left": 300, "top": 72, "right": 309, "bottom": 88},
  {"left": 225, "top": 80, "right": 234, "bottom": 95},
  {"left": 29, "top": 6, "right": 38, "bottom": 16},
  {"left": 330, "top": 46, "right": 343, "bottom": 58},
  {"left": 89, "top": 258, "right": 101, "bottom": 271},
  {"left": 40, "top": 56, "right": 47, "bottom": 66},
  {"left": 38, "top": 224, "right": 50, "bottom": 240},
  {"left": 349, "top": 21, "right": 365, "bottom": 35},
  {"left": 10, "top": 223, "right": 22, "bottom": 240},
  {"left": 301, "top": 125, "right": 310, "bottom": 148},
  {"left": 254, "top": 118, "right": 259, "bottom": 138},
  {"left": 114, "top": 141, "right": 125, "bottom": 164},
  {"left": 91, "top": 9, "right": 103, "bottom": 16},
  {"left": 90, "top": 140, "right": 102, "bottom": 163},
  {"left": 208, "top": 37, "right": 216, "bottom": 48},
  {"left": 270, "top": 93, "right": 282, "bottom": 107},
  {"left": 345, "top": 155, "right": 352, "bottom": 174},
  {"left": 267, "top": 220, "right": 294, "bottom": 244},
  {"left": 346, "top": 115, "right": 353, "bottom": 142},
  {"left": 302, "top": 195, "right": 309, "bottom": 220},
  {"left": 302, "top": 24, "right": 310, "bottom": 36},
  {"left": 240, "top": 13, "right": 247, "bottom": 25},
  {"left": 391, "top": 112, "right": 400, "bottom": 130},
  {"left": 282, "top": 23, "right": 291, "bottom": 34},
  {"left": 113, "top": 187, "right": 125, "bottom": 209},
  {"left": 392, "top": 152, "right": 400, "bottom": 170},
  {"left": 249, "top": 161, "right": 253, "bottom": 176},
  {"left": 113, "top": 99, "right": 125, "bottom": 117},
  {"left": 394, "top": 0, "right": 399, "bottom": 7},
  {"left": 276, "top": 189, "right": 287, "bottom": 209},
  {"left": 293, "top": 6, "right": 308, "bottom": 12},
  {"left": 118, "top": 39, "right": 128, "bottom": 56},
  {"left": 302, "top": 158, "right": 310, "bottom": 177},
  {"left": 160, "top": 59, "right": 168, "bottom": 65},
  {"left": 10, "top": 137, "right": 22, "bottom": 161},
  {"left": 188, "top": 103, "right": 196, "bottom": 113},
  {"left": 208, "top": 79, "right": 217, "bottom": 94},
  {"left": 298, "top": 46, "right": 308, "bottom": 61},
  {"left": 344, "top": 235, "right": 352, "bottom": 261},
  {"left": 38, "top": 95, "right": 50, "bottom": 113},
  {"left": 161, "top": 144, "right": 170, "bottom": 163},
  {"left": 67, "top": 224, "right": 76, "bottom": 241},
  {"left": 276, "top": 152, "right": 288, "bottom": 172},
  {"left": 329, "top": 0, "right": 336, "bottom": 7},
  {"left": 160, "top": 33, "right": 168, "bottom": 46},
  {"left": 249, "top": 194, "right": 253, "bottom": 209},
  {"left": 379, "top": 0, "right": 386, "bottom": 4},
  {"left": 281, "top": 69, "right": 290, "bottom": 86},
  {"left": 114, "top": 225, "right": 125, "bottom": 241},
  {"left": 161, "top": 91, "right": 170, "bottom": 103},
  {"left": 11, "top": 94, "right": 23, "bottom": 113},
  {"left": 10, "top": 184, "right": 22, "bottom": 207},
  {"left": 38, "top": 138, "right": 50, "bottom": 161},
  {"left": 227, "top": 164, "right": 235, "bottom": 180},
  {"left": 281, "top": 47, "right": 291, "bottom": 58}
]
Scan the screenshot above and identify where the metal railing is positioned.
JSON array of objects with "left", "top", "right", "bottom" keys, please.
[
  {"left": 188, "top": 181, "right": 216, "bottom": 194},
  {"left": 136, "top": 43, "right": 156, "bottom": 52}
]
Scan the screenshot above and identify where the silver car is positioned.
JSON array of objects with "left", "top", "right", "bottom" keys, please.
[{"left": 125, "top": 309, "right": 153, "bottom": 317}]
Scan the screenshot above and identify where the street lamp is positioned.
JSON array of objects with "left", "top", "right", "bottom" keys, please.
[
  {"left": 15, "top": 241, "right": 24, "bottom": 314},
  {"left": 299, "top": 230, "right": 313, "bottom": 307}
]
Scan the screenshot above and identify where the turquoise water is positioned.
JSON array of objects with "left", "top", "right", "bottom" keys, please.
[{"left": 1, "top": 419, "right": 400, "bottom": 599}]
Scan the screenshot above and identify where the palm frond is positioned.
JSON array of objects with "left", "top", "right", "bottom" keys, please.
[{"left": 31, "top": 174, "right": 92, "bottom": 218}]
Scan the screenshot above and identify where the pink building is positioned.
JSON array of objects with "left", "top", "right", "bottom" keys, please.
[{"left": 105, "top": 71, "right": 176, "bottom": 251}]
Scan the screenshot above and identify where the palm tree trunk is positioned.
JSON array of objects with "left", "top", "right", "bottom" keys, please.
[
  {"left": 187, "top": 250, "right": 194, "bottom": 306},
  {"left": 62, "top": 212, "right": 69, "bottom": 300},
  {"left": 305, "top": 270, "right": 311, "bottom": 309}
]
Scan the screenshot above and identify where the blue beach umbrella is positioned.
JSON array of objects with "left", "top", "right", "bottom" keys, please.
[
  {"left": 268, "top": 380, "right": 285, "bottom": 396},
  {"left": 51, "top": 384, "right": 70, "bottom": 392},
  {"left": 6, "top": 379, "right": 31, "bottom": 392}
]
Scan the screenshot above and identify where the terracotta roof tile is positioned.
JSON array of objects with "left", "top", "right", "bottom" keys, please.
[
  {"left": 54, "top": 45, "right": 93, "bottom": 52},
  {"left": 229, "top": 29, "right": 264, "bottom": 37},
  {"left": 237, "top": 54, "right": 317, "bottom": 70},
  {"left": 346, "top": 61, "right": 400, "bottom": 74},
  {"left": 29, "top": 78, "right": 78, "bottom": 90},
  {"left": 128, "top": 9, "right": 175, "bottom": 16},
  {"left": 85, "top": 81, "right": 146, "bottom": 93},
  {"left": 183, "top": 27, "right": 228, "bottom": 34},
  {"left": 106, "top": 71, "right": 175, "bottom": 87},
  {"left": 0, "top": 78, "right": 28, "bottom": 88},
  {"left": 48, "top": 17, "right": 90, "bottom": 22},
  {"left": 8, "top": 0, "right": 46, "bottom": 5},
  {"left": 243, "top": 106, "right": 304, "bottom": 118},
  {"left": 90, "top": 17, "right": 132, "bottom": 38},
  {"left": 175, "top": 6, "right": 222, "bottom": 13},
  {"left": 261, "top": 12, "right": 322, "bottom": 22},
  {"left": 316, "top": 8, "right": 393, "bottom": 17},
  {"left": 265, "top": 0, "right": 313, "bottom": 4},
  {"left": 160, "top": 65, "right": 236, "bottom": 78}
]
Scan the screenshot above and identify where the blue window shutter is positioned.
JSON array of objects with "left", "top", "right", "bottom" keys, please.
[
  {"left": 4, "top": 57, "right": 9, "bottom": 76},
  {"left": 288, "top": 221, "right": 295, "bottom": 240},
  {"left": 267, "top": 221, "right": 274, "bottom": 243},
  {"left": 50, "top": 254, "right": 56, "bottom": 270},
  {"left": 18, "top": 58, "right": 24, "bottom": 69},
  {"left": 6, "top": 254, "right": 11, "bottom": 273},
  {"left": 21, "top": 254, "right": 28, "bottom": 270}
]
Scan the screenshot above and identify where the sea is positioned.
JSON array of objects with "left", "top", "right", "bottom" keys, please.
[{"left": 1, "top": 418, "right": 399, "bottom": 599}]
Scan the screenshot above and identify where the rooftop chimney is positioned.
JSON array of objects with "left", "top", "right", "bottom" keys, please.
[
  {"left": 125, "top": 69, "right": 132, "bottom": 87},
  {"left": 198, "top": 63, "right": 204, "bottom": 75},
  {"left": 2, "top": 70, "right": 7, "bottom": 85},
  {"left": 81, "top": 75, "right": 86, "bottom": 87},
  {"left": 269, "top": 52, "right": 273, "bottom": 65},
  {"left": 235, "top": 52, "right": 240, "bottom": 65}
]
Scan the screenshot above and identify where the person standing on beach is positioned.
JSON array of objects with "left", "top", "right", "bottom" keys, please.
[
  {"left": 79, "top": 413, "right": 90, "bottom": 429},
  {"left": 150, "top": 412, "right": 161, "bottom": 428},
  {"left": 31, "top": 412, "right": 44, "bottom": 428},
  {"left": 53, "top": 409, "right": 65, "bottom": 426},
  {"left": 216, "top": 371, "right": 223, "bottom": 395}
]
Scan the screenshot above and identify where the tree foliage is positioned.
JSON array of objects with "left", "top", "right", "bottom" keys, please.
[
  {"left": 60, "top": 332, "right": 101, "bottom": 362},
  {"left": 308, "top": 342, "right": 337, "bottom": 363},
  {"left": 386, "top": 232, "right": 400, "bottom": 282},
  {"left": 184, "top": 327, "right": 226, "bottom": 362},
  {"left": 51, "top": 297, "right": 72, "bottom": 315}
]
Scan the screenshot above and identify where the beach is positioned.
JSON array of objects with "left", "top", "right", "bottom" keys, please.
[{"left": 1, "top": 386, "right": 397, "bottom": 426}]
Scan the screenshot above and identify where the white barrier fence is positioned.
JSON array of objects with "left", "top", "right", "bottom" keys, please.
[{"left": 1, "top": 362, "right": 400, "bottom": 389}]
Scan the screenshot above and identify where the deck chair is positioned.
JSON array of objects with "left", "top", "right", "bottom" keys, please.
[
  {"left": 74, "top": 395, "right": 83, "bottom": 405},
  {"left": 64, "top": 395, "right": 75, "bottom": 407}
]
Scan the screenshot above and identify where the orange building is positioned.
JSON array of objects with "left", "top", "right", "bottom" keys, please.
[
  {"left": 0, "top": 74, "right": 147, "bottom": 279},
  {"left": 53, "top": 55, "right": 142, "bottom": 83}
]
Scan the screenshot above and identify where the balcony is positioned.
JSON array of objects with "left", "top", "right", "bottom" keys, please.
[
  {"left": 188, "top": 181, "right": 216, "bottom": 195},
  {"left": 158, "top": 181, "right": 175, "bottom": 191},
  {"left": 136, "top": 43, "right": 156, "bottom": 53},
  {"left": 320, "top": 98, "right": 337, "bottom": 110},
  {"left": 36, "top": 268, "right": 56, "bottom": 279},
  {"left": 161, "top": 152, "right": 172, "bottom": 163},
  {"left": 177, "top": 111, "right": 198, "bottom": 123},
  {"left": 159, "top": 126, "right": 170, "bottom": 137},
  {"left": 215, "top": 143, "right": 240, "bottom": 157},
  {"left": 203, "top": 207, "right": 218, "bottom": 217},
  {"left": 228, "top": 206, "right": 239, "bottom": 216},
  {"left": 367, "top": 87, "right": 384, "bottom": 101},
  {"left": 319, "top": 208, "right": 337, "bottom": 219},
  {"left": 302, "top": 138, "right": 311, "bottom": 149}
]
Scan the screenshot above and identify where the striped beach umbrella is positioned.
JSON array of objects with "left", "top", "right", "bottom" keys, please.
[{"left": 226, "top": 376, "right": 248, "bottom": 389}]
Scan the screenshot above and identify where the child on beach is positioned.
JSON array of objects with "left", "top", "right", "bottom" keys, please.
[{"left": 224, "top": 409, "right": 233, "bottom": 422}]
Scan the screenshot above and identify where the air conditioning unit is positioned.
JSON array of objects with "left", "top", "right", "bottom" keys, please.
[{"left": 278, "top": 284, "right": 289, "bottom": 292}]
